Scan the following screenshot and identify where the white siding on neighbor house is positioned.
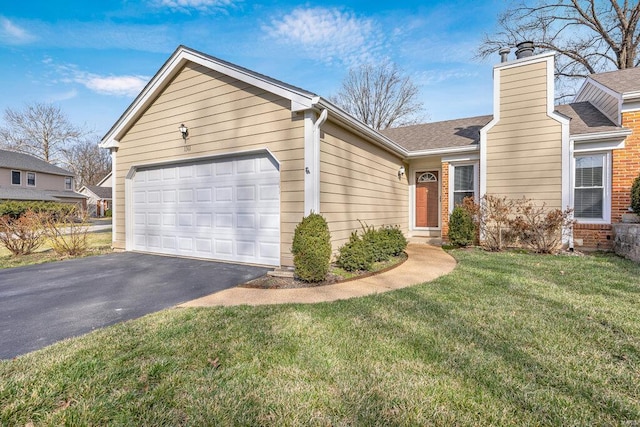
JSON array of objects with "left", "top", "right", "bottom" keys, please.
[
  {"left": 319, "top": 120, "right": 408, "bottom": 252},
  {"left": 113, "top": 62, "right": 305, "bottom": 266},
  {"left": 486, "top": 60, "right": 563, "bottom": 209},
  {"left": 575, "top": 83, "right": 619, "bottom": 124}
]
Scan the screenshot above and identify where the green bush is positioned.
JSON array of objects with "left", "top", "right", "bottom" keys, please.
[
  {"left": 336, "top": 232, "right": 374, "bottom": 272},
  {"left": 337, "top": 224, "right": 407, "bottom": 272},
  {"left": 631, "top": 174, "right": 640, "bottom": 214},
  {"left": 448, "top": 205, "right": 476, "bottom": 247},
  {"left": 291, "top": 213, "right": 332, "bottom": 282},
  {"left": 0, "top": 201, "right": 76, "bottom": 220},
  {"left": 105, "top": 209, "right": 113, "bottom": 217}
]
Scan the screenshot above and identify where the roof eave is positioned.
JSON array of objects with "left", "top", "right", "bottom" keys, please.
[
  {"left": 100, "top": 45, "right": 317, "bottom": 149},
  {"left": 313, "top": 98, "right": 410, "bottom": 158},
  {"left": 571, "top": 128, "right": 632, "bottom": 142},
  {"left": 406, "top": 144, "right": 479, "bottom": 158}
]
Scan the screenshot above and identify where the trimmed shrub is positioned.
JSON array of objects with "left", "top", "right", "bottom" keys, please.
[
  {"left": 632, "top": 174, "right": 640, "bottom": 214},
  {"left": 377, "top": 225, "right": 407, "bottom": 257},
  {"left": 291, "top": 213, "right": 332, "bottom": 282},
  {"left": 448, "top": 205, "right": 476, "bottom": 247},
  {"left": 337, "top": 224, "right": 407, "bottom": 272},
  {"left": 0, "top": 201, "right": 76, "bottom": 220},
  {"left": 336, "top": 232, "right": 374, "bottom": 272}
]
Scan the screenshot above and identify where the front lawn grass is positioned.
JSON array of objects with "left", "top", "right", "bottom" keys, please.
[
  {"left": 1, "top": 249, "right": 639, "bottom": 425},
  {"left": 0, "top": 230, "right": 112, "bottom": 269}
]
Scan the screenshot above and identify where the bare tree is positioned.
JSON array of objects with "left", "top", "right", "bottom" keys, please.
[
  {"left": 63, "top": 140, "right": 112, "bottom": 189},
  {"left": 478, "top": 0, "right": 640, "bottom": 95},
  {"left": 0, "top": 103, "right": 84, "bottom": 164},
  {"left": 332, "top": 62, "right": 425, "bottom": 130}
]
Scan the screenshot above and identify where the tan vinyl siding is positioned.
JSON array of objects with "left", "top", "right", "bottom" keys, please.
[
  {"left": 486, "top": 60, "right": 562, "bottom": 208},
  {"left": 575, "top": 83, "right": 619, "bottom": 124},
  {"left": 113, "top": 62, "right": 305, "bottom": 266},
  {"left": 320, "top": 121, "right": 408, "bottom": 252}
]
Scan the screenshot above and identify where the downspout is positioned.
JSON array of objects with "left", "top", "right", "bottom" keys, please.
[{"left": 305, "top": 108, "right": 327, "bottom": 215}]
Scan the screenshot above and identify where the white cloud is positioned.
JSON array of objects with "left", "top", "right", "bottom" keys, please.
[
  {"left": 0, "top": 17, "right": 36, "bottom": 44},
  {"left": 152, "top": 0, "right": 236, "bottom": 13},
  {"left": 263, "top": 7, "right": 386, "bottom": 68},
  {"left": 43, "top": 60, "right": 149, "bottom": 97},
  {"left": 46, "top": 89, "right": 79, "bottom": 102},
  {"left": 81, "top": 75, "right": 148, "bottom": 97}
]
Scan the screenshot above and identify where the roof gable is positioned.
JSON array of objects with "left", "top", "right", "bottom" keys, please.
[
  {"left": 589, "top": 67, "right": 640, "bottom": 95},
  {"left": 100, "top": 45, "right": 319, "bottom": 148},
  {"left": 0, "top": 149, "right": 73, "bottom": 176}
]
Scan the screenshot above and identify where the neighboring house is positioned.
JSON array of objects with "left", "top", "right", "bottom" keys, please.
[
  {"left": 100, "top": 44, "right": 640, "bottom": 267},
  {"left": 78, "top": 172, "right": 113, "bottom": 217},
  {"left": 0, "top": 149, "right": 86, "bottom": 206}
]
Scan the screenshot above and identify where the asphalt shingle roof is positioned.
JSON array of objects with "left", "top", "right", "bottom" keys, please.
[
  {"left": 589, "top": 67, "right": 640, "bottom": 94},
  {"left": 85, "top": 185, "right": 112, "bottom": 199},
  {"left": 379, "top": 115, "right": 493, "bottom": 151},
  {"left": 0, "top": 187, "right": 86, "bottom": 202},
  {"left": 555, "top": 101, "right": 624, "bottom": 135},
  {"left": 0, "top": 149, "right": 74, "bottom": 176}
]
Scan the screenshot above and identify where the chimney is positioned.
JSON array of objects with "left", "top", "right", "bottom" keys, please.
[
  {"left": 515, "top": 41, "right": 534, "bottom": 59},
  {"left": 499, "top": 47, "right": 511, "bottom": 63}
]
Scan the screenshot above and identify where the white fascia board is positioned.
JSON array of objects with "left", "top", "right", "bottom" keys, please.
[
  {"left": 407, "top": 145, "right": 479, "bottom": 159},
  {"left": 441, "top": 152, "right": 480, "bottom": 163},
  {"left": 622, "top": 99, "right": 640, "bottom": 113},
  {"left": 101, "top": 46, "right": 316, "bottom": 149},
  {"left": 571, "top": 129, "right": 632, "bottom": 144},
  {"left": 573, "top": 138, "right": 626, "bottom": 152},
  {"left": 313, "top": 98, "right": 409, "bottom": 158},
  {"left": 493, "top": 51, "right": 555, "bottom": 71},
  {"left": 622, "top": 91, "right": 640, "bottom": 100}
]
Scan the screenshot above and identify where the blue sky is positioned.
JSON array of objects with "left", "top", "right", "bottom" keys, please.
[{"left": 0, "top": 0, "right": 505, "bottom": 138}]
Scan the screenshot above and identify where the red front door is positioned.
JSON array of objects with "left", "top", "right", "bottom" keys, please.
[{"left": 416, "top": 171, "right": 439, "bottom": 228}]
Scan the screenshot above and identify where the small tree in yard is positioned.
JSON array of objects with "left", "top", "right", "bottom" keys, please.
[
  {"left": 512, "top": 201, "right": 574, "bottom": 253},
  {"left": 43, "top": 209, "right": 90, "bottom": 257},
  {"left": 0, "top": 210, "right": 48, "bottom": 256},
  {"left": 291, "top": 213, "right": 332, "bottom": 282}
]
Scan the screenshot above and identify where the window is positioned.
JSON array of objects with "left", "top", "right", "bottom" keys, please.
[
  {"left": 65, "top": 176, "right": 73, "bottom": 190},
  {"left": 27, "top": 172, "right": 36, "bottom": 187},
  {"left": 453, "top": 165, "right": 475, "bottom": 206},
  {"left": 11, "top": 170, "right": 21, "bottom": 185},
  {"left": 574, "top": 153, "right": 608, "bottom": 220}
]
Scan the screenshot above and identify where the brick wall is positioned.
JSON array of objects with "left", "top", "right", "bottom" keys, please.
[
  {"left": 574, "top": 223, "right": 614, "bottom": 251},
  {"left": 612, "top": 110, "right": 640, "bottom": 222}
]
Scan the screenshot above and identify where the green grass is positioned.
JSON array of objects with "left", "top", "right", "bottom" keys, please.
[
  {"left": 1, "top": 249, "right": 639, "bottom": 425},
  {"left": 0, "top": 230, "right": 112, "bottom": 269}
]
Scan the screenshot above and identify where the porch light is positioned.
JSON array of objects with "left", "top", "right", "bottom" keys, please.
[
  {"left": 179, "top": 124, "right": 189, "bottom": 141},
  {"left": 398, "top": 166, "right": 405, "bottom": 178}
]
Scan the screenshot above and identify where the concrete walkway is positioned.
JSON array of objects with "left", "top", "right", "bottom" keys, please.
[{"left": 179, "top": 244, "right": 456, "bottom": 307}]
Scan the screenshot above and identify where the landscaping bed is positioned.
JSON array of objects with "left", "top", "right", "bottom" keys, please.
[{"left": 240, "top": 252, "right": 408, "bottom": 289}]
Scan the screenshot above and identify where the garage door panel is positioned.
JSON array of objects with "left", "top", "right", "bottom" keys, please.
[{"left": 131, "top": 153, "right": 280, "bottom": 266}]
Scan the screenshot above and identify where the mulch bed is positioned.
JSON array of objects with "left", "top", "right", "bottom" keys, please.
[{"left": 239, "top": 252, "right": 408, "bottom": 289}]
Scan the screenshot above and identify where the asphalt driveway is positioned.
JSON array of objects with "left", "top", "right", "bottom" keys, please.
[{"left": 0, "top": 252, "right": 270, "bottom": 359}]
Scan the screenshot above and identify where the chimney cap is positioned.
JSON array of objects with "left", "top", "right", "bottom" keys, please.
[{"left": 515, "top": 41, "right": 535, "bottom": 59}]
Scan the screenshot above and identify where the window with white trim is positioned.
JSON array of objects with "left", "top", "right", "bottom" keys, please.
[
  {"left": 65, "top": 176, "right": 73, "bottom": 190},
  {"left": 27, "top": 172, "right": 36, "bottom": 187},
  {"left": 574, "top": 153, "right": 609, "bottom": 221},
  {"left": 11, "top": 170, "right": 21, "bottom": 185},
  {"left": 453, "top": 165, "right": 475, "bottom": 207}
]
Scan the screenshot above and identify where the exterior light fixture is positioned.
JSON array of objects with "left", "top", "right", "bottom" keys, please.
[
  {"left": 179, "top": 124, "right": 189, "bottom": 141},
  {"left": 398, "top": 166, "right": 405, "bottom": 178}
]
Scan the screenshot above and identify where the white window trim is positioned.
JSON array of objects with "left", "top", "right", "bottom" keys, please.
[
  {"left": 65, "top": 176, "right": 73, "bottom": 190},
  {"left": 448, "top": 162, "right": 479, "bottom": 213},
  {"left": 570, "top": 151, "right": 611, "bottom": 224},
  {"left": 27, "top": 171, "right": 36, "bottom": 187},
  {"left": 11, "top": 170, "right": 21, "bottom": 186}
]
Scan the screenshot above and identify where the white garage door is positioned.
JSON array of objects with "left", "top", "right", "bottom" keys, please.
[{"left": 131, "top": 153, "right": 280, "bottom": 266}]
